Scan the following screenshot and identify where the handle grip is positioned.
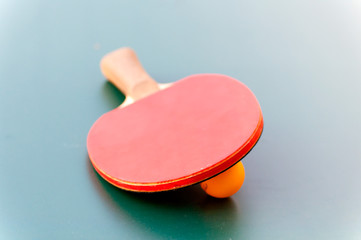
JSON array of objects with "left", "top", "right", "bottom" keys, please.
[{"left": 100, "top": 47, "right": 159, "bottom": 101}]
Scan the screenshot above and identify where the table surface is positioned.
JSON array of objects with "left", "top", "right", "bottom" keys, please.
[{"left": 1, "top": 1, "right": 361, "bottom": 239}]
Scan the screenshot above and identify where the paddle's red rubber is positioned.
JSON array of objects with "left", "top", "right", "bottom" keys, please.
[{"left": 87, "top": 74, "right": 263, "bottom": 192}]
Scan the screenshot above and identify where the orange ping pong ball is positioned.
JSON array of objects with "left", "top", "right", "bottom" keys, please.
[{"left": 200, "top": 161, "right": 245, "bottom": 198}]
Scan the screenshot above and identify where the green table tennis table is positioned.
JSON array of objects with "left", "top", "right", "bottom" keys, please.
[{"left": 1, "top": 1, "right": 360, "bottom": 239}]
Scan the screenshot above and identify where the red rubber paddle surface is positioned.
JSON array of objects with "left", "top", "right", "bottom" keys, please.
[{"left": 87, "top": 74, "right": 263, "bottom": 192}]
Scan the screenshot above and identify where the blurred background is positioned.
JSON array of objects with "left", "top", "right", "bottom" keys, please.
[{"left": 1, "top": 0, "right": 360, "bottom": 239}]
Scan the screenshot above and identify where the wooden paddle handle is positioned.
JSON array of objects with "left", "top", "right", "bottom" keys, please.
[{"left": 100, "top": 47, "right": 159, "bottom": 100}]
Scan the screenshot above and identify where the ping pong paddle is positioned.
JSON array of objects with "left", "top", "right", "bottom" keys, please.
[{"left": 87, "top": 48, "right": 263, "bottom": 198}]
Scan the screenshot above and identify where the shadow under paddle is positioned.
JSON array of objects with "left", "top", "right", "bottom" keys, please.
[{"left": 87, "top": 158, "right": 242, "bottom": 240}]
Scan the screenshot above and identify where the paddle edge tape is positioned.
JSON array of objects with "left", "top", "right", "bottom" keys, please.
[{"left": 90, "top": 112, "right": 264, "bottom": 192}]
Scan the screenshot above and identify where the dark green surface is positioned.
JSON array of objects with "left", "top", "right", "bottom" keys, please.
[{"left": 1, "top": 1, "right": 361, "bottom": 239}]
